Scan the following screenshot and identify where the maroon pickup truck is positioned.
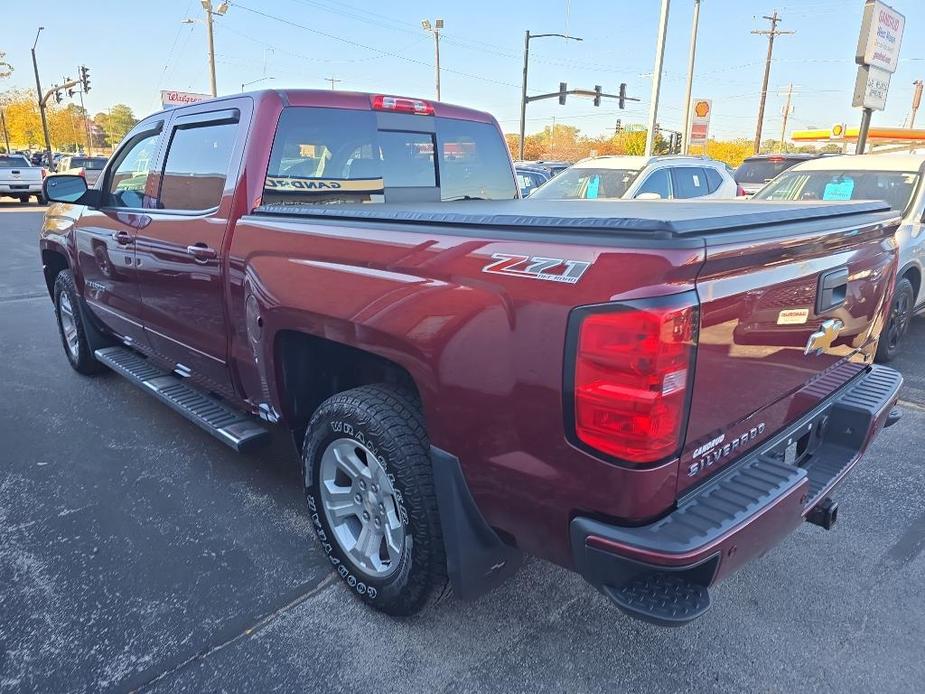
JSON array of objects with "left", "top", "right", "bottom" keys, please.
[{"left": 40, "top": 90, "right": 903, "bottom": 625}]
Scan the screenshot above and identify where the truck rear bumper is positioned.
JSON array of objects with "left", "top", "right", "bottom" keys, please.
[{"left": 570, "top": 364, "right": 903, "bottom": 626}]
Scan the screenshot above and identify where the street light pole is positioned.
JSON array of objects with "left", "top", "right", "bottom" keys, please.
[
  {"left": 31, "top": 27, "right": 54, "bottom": 169},
  {"left": 680, "top": 0, "right": 702, "bottom": 155},
  {"left": 185, "top": 1, "right": 228, "bottom": 98},
  {"left": 644, "top": 0, "right": 671, "bottom": 157},
  {"left": 518, "top": 31, "right": 583, "bottom": 161},
  {"left": 422, "top": 19, "right": 444, "bottom": 101}
]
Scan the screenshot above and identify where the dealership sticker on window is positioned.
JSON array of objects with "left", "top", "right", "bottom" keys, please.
[
  {"left": 777, "top": 308, "right": 809, "bottom": 325},
  {"left": 822, "top": 178, "right": 855, "bottom": 201},
  {"left": 265, "top": 176, "right": 384, "bottom": 192}
]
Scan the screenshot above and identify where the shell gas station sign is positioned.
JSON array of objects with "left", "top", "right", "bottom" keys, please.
[{"left": 689, "top": 99, "right": 712, "bottom": 144}]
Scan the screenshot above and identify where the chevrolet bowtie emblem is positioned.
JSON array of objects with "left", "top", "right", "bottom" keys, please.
[{"left": 805, "top": 318, "right": 844, "bottom": 355}]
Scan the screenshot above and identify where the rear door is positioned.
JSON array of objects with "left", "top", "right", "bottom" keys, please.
[
  {"left": 133, "top": 102, "right": 248, "bottom": 397},
  {"left": 670, "top": 167, "right": 710, "bottom": 200},
  {"left": 74, "top": 119, "right": 166, "bottom": 347},
  {"left": 679, "top": 212, "right": 897, "bottom": 493}
]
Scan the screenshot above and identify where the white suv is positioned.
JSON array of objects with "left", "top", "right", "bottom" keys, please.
[{"left": 529, "top": 155, "right": 740, "bottom": 201}]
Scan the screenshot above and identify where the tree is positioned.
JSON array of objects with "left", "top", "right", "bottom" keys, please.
[
  {"left": 94, "top": 105, "right": 138, "bottom": 147},
  {"left": 0, "top": 50, "right": 12, "bottom": 80},
  {"left": 49, "top": 103, "right": 89, "bottom": 152},
  {"left": 0, "top": 88, "right": 42, "bottom": 148}
]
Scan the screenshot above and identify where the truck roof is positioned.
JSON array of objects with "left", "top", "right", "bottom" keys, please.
[
  {"left": 156, "top": 89, "right": 496, "bottom": 124},
  {"left": 257, "top": 198, "right": 893, "bottom": 238},
  {"left": 788, "top": 153, "right": 925, "bottom": 172}
]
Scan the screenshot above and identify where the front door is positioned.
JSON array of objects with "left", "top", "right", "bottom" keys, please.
[
  {"left": 76, "top": 123, "right": 165, "bottom": 347},
  {"left": 133, "top": 107, "right": 243, "bottom": 398}
]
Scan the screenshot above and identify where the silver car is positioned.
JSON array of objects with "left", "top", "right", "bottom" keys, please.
[
  {"left": 58, "top": 156, "right": 108, "bottom": 188},
  {"left": 754, "top": 153, "right": 925, "bottom": 360}
]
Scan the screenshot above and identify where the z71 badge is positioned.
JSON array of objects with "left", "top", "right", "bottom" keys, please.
[{"left": 482, "top": 253, "right": 592, "bottom": 284}]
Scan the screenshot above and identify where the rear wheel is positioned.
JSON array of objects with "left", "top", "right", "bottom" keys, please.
[
  {"left": 54, "top": 270, "right": 105, "bottom": 375},
  {"left": 34, "top": 193, "right": 45, "bottom": 204},
  {"left": 876, "top": 277, "right": 914, "bottom": 362},
  {"left": 18, "top": 195, "right": 29, "bottom": 204},
  {"left": 302, "top": 384, "right": 449, "bottom": 616}
]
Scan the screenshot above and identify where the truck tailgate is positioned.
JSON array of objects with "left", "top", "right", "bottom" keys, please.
[{"left": 679, "top": 212, "right": 898, "bottom": 493}]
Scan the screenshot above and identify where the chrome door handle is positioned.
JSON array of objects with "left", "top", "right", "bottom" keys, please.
[
  {"left": 186, "top": 243, "right": 217, "bottom": 262},
  {"left": 112, "top": 231, "right": 132, "bottom": 245}
]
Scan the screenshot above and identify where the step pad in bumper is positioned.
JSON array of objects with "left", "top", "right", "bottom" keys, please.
[{"left": 95, "top": 346, "right": 269, "bottom": 451}]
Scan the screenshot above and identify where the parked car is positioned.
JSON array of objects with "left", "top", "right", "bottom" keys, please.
[
  {"left": 0, "top": 154, "right": 46, "bottom": 203},
  {"left": 57, "top": 156, "right": 109, "bottom": 187},
  {"left": 734, "top": 153, "right": 818, "bottom": 195},
  {"left": 530, "top": 154, "right": 739, "bottom": 200},
  {"left": 753, "top": 153, "right": 925, "bottom": 361},
  {"left": 514, "top": 165, "right": 550, "bottom": 197},
  {"left": 40, "top": 89, "right": 903, "bottom": 625}
]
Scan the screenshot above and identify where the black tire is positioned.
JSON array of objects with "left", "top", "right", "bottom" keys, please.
[
  {"left": 302, "top": 384, "right": 449, "bottom": 616},
  {"left": 876, "top": 277, "right": 915, "bottom": 363},
  {"left": 53, "top": 270, "right": 105, "bottom": 375},
  {"left": 18, "top": 195, "right": 29, "bottom": 204},
  {"left": 34, "top": 193, "right": 46, "bottom": 204}
]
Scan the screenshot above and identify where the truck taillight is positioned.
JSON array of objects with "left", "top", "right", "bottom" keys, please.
[
  {"left": 736, "top": 184, "right": 747, "bottom": 196},
  {"left": 370, "top": 94, "right": 434, "bottom": 115},
  {"left": 77, "top": 168, "right": 86, "bottom": 178},
  {"left": 570, "top": 298, "right": 697, "bottom": 464}
]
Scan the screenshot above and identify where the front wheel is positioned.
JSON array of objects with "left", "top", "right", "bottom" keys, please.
[
  {"left": 54, "top": 270, "right": 105, "bottom": 374},
  {"left": 876, "top": 277, "right": 915, "bottom": 363},
  {"left": 302, "top": 384, "right": 449, "bottom": 616}
]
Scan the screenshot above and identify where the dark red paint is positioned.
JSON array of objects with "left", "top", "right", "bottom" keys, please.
[{"left": 40, "top": 89, "right": 900, "bottom": 584}]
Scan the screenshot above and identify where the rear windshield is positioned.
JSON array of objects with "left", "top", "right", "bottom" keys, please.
[
  {"left": 0, "top": 156, "right": 30, "bottom": 168},
  {"left": 263, "top": 107, "right": 517, "bottom": 205},
  {"left": 69, "top": 157, "right": 108, "bottom": 170},
  {"left": 734, "top": 158, "right": 804, "bottom": 184},
  {"left": 753, "top": 169, "right": 920, "bottom": 213},
  {"left": 530, "top": 167, "right": 640, "bottom": 200}
]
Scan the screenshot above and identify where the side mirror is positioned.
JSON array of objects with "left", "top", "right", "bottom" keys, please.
[
  {"left": 44, "top": 174, "right": 89, "bottom": 204},
  {"left": 636, "top": 192, "right": 662, "bottom": 200}
]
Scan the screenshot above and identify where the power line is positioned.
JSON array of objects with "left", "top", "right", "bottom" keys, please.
[{"left": 231, "top": 2, "right": 524, "bottom": 90}]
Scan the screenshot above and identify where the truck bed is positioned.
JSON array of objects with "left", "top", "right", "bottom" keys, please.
[{"left": 255, "top": 198, "right": 894, "bottom": 238}]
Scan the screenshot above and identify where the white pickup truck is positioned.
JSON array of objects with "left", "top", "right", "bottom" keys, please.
[{"left": 0, "top": 154, "right": 45, "bottom": 203}]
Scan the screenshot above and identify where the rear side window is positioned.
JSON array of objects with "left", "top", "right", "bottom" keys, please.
[
  {"left": 635, "top": 168, "right": 671, "bottom": 198},
  {"left": 263, "top": 107, "right": 516, "bottom": 205},
  {"left": 671, "top": 167, "right": 709, "bottom": 199},
  {"left": 704, "top": 167, "right": 723, "bottom": 193},
  {"left": 159, "top": 122, "right": 237, "bottom": 210}
]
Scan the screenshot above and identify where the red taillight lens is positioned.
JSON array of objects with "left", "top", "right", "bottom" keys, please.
[
  {"left": 371, "top": 94, "right": 435, "bottom": 115},
  {"left": 77, "top": 168, "right": 86, "bottom": 178},
  {"left": 573, "top": 301, "right": 696, "bottom": 464},
  {"left": 41, "top": 168, "right": 48, "bottom": 179},
  {"left": 736, "top": 184, "right": 747, "bottom": 196}
]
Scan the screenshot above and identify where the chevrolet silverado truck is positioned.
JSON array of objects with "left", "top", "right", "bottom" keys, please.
[{"left": 40, "top": 90, "right": 904, "bottom": 625}]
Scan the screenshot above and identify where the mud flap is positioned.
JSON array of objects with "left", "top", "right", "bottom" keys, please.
[{"left": 430, "top": 446, "right": 522, "bottom": 600}]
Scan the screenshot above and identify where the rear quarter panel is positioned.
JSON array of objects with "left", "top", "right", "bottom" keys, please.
[{"left": 227, "top": 215, "right": 705, "bottom": 566}]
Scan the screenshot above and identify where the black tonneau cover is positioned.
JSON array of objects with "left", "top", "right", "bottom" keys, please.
[{"left": 256, "top": 198, "right": 893, "bottom": 238}]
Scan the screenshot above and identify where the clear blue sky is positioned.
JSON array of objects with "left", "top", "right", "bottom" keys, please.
[{"left": 4, "top": 0, "right": 924, "bottom": 140}]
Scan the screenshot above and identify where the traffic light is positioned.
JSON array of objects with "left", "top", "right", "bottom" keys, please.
[
  {"left": 558, "top": 82, "right": 567, "bottom": 106},
  {"left": 615, "top": 119, "right": 622, "bottom": 134},
  {"left": 618, "top": 83, "right": 626, "bottom": 110},
  {"left": 79, "top": 65, "right": 91, "bottom": 93},
  {"left": 54, "top": 88, "right": 63, "bottom": 105},
  {"left": 67, "top": 88, "right": 76, "bottom": 98},
  {"left": 593, "top": 85, "right": 602, "bottom": 107}
]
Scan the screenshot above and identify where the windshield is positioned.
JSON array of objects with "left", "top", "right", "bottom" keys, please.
[
  {"left": 70, "top": 157, "right": 107, "bottom": 170},
  {"left": 734, "top": 159, "right": 803, "bottom": 184},
  {"left": 753, "top": 169, "right": 920, "bottom": 213},
  {"left": 0, "top": 156, "right": 30, "bottom": 168},
  {"left": 530, "top": 167, "right": 640, "bottom": 200}
]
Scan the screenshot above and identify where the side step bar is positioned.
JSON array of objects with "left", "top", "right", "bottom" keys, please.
[{"left": 94, "top": 346, "right": 270, "bottom": 451}]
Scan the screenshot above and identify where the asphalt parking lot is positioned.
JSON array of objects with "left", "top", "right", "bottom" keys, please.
[{"left": 1, "top": 202, "right": 923, "bottom": 693}]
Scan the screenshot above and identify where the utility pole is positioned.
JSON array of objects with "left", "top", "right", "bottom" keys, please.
[
  {"left": 752, "top": 11, "right": 793, "bottom": 154},
  {"left": 778, "top": 82, "right": 793, "bottom": 152},
  {"left": 644, "top": 0, "right": 671, "bottom": 157},
  {"left": 518, "top": 30, "right": 583, "bottom": 160},
  {"left": 0, "top": 109, "right": 10, "bottom": 153},
  {"left": 77, "top": 89, "right": 91, "bottom": 154},
  {"left": 31, "top": 27, "right": 54, "bottom": 169},
  {"left": 681, "top": 0, "right": 702, "bottom": 155},
  {"left": 907, "top": 80, "right": 922, "bottom": 152},
  {"left": 183, "top": 1, "right": 228, "bottom": 98},
  {"left": 324, "top": 76, "right": 342, "bottom": 90},
  {"left": 422, "top": 19, "right": 444, "bottom": 101}
]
